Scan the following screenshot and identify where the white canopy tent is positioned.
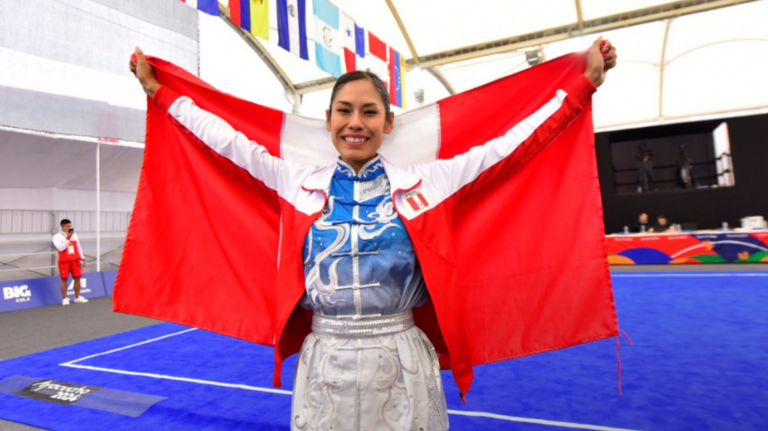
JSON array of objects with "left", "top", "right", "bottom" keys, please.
[{"left": 203, "top": 0, "right": 768, "bottom": 128}]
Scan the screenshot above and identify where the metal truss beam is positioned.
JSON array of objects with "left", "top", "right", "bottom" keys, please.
[
  {"left": 408, "top": 0, "right": 757, "bottom": 69},
  {"left": 218, "top": 3, "right": 296, "bottom": 95}
]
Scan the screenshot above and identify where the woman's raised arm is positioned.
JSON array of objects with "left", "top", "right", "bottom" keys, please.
[
  {"left": 407, "top": 38, "right": 617, "bottom": 205},
  {"left": 129, "top": 47, "right": 312, "bottom": 196}
]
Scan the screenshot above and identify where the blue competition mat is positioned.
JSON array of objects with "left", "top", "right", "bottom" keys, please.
[{"left": 0, "top": 272, "right": 766, "bottom": 430}]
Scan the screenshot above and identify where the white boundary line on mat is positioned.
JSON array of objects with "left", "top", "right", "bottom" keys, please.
[
  {"left": 59, "top": 327, "right": 640, "bottom": 430},
  {"left": 613, "top": 273, "right": 768, "bottom": 277},
  {"left": 60, "top": 327, "right": 292, "bottom": 395},
  {"left": 447, "top": 410, "right": 640, "bottom": 431}
]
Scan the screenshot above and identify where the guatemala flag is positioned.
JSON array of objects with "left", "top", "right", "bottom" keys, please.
[
  {"left": 312, "top": 0, "right": 342, "bottom": 77},
  {"left": 277, "top": 0, "right": 309, "bottom": 60}
]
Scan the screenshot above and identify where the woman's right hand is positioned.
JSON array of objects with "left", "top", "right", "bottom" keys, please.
[{"left": 130, "top": 47, "right": 161, "bottom": 98}]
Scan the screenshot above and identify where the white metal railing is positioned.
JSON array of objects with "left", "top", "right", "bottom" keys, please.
[
  {"left": 0, "top": 210, "right": 131, "bottom": 234},
  {"left": 0, "top": 246, "right": 124, "bottom": 280}
]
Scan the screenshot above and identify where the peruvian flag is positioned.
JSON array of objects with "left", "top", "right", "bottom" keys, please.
[
  {"left": 114, "top": 53, "right": 615, "bottom": 366},
  {"left": 404, "top": 188, "right": 429, "bottom": 211}
]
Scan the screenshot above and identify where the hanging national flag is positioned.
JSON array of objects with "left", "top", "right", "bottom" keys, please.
[
  {"left": 342, "top": 13, "right": 364, "bottom": 72},
  {"left": 312, "top": 0, "right": 342, "bottom": 77},
  {"left": 277, "top": 0, "right": 309, "bottom": 59},
  {"left": 367, "top": 31, "right": 389, "bottom": 87},
  {"left": 118, "top": 52, "right": 616, "bottom": 397},
  {"left": 388, "top": 47, "right": 406, "bottom": 108},
  {"left": 178, "top": 0, "right": 220, "bottom": 16},
  {"left": 229, "top": 0, "right": 270, "bottom": 40}
]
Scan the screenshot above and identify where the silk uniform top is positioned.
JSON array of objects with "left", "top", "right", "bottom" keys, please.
[{"left": 300, "top": 156, "right": 429, "bottom": 318}]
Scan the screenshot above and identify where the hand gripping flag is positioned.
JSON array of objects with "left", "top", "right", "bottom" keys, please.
[{"left": 114, "top": 52, "right": 618, "bottom": 390}]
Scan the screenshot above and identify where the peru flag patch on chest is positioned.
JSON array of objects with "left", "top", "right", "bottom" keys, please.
[{"left": 403, "top": 188, "right": 429, "bottom": 211}]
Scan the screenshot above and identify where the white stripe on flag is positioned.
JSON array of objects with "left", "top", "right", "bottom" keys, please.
[
  {"left": 287, "top": 0, "right": 301, "bottom": 57},
  {"left": 281, "top": 115, "right": 339, "bottom": 166},
  {"left": 314, "top": 16, "right": 340, "bottom": 53},
  {"left": 342, "top": 13, "right": 355, "bottom": 51},
  {"left": 380, "top": 104, "right": 440, "bottom": 166},
  {"left": 186, "top": 0, "right": 198, "bottom": 8},
  {"left": 367, "top": 55, "right": 389, "bottom": 85},
  {"left": 279, "top": 104, "right": 440, "bottom": 168}
]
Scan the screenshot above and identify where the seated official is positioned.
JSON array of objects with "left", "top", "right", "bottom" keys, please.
[
  {"left": 632, "top": 212, "right": 652, "bottom": 233},
  {"left": 650, "top": 214, "right": 675, "bottom": 233}
]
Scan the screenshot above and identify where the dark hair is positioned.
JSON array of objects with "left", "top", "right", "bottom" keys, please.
[
  {"left": 658, "top": 214, "right": 667, "bottom": 219},
  {"left": 60, "top": 219, "right": 72, "bottom": 226},
  {"left": 328, "top": 71, "right": 391, "bottom": 118}
]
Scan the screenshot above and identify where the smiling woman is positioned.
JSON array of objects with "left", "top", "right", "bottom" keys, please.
[
  {"left": 325, "top": 71, "right": 395, "bottom": 172},
  {"left": 129, "top": 38, "right": 615, "bottom": 431}
]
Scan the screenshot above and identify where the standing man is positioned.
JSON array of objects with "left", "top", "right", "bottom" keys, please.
[{"left": 52, "top": 219, "right": 89, "bottom": 306}]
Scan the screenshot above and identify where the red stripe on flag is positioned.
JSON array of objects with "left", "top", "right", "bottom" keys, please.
[
  {"left": 344, "top": 49, "right": 356, "bottom": 73},
  {"left": 230, "top": 1, "right": 241, "bottom": 26},
  {"left": 389, "top": 47, "right": 397, "bottom": 105},
  {"left": 406, "top": 196, "right": 420, "bottom": 211},
  {"left": 369, "top": 32, "right": 387, "bottom": 61},
  {"left": 435, "top": 53, "right": 616, "bottom": 367},
  {"left": 114, "top": 56, "right": 285, "bottom": 347}
]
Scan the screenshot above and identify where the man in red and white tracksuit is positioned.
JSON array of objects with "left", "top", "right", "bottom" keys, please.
[{"left": 52, "top": 219, "right": 88, "bottom": 306}]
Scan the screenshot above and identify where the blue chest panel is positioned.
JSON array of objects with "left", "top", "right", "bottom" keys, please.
[{"left": 300, "top": 158, "right": 428, "bottom": 318}]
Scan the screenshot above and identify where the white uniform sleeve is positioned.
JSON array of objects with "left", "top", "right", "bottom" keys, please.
[
  {"left": 52, "top": 233, "right": 69, "bottom": 252},
  {"left": 164, "top": 94, "right": 309, "bottom": 196}
]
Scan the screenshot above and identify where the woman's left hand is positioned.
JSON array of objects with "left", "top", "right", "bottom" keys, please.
[{"left": 584, "top": 37, "right": 617, "bottom": 88}]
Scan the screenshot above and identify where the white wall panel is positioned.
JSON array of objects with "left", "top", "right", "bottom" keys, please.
[
  {"left": 199, "top": 13, "right": 293, "bottom": 112},
  {"left": 0, "top": 188, "right": 136, "bottom": 213}
]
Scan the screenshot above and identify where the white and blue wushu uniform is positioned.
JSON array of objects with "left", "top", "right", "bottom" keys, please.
[{"left": 293, "top": 157, "right": 449, "bottom": 431}]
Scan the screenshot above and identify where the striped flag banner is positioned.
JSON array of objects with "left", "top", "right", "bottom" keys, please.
[
  {"left": 277, "top": 0, "right": 309, "bottom": 60},
  {"left": 342, "top": 13, "right": 357, "bottom": 72},
  {"left": 178, "top": 0, "right": 220, "bottom": 15},
  {"left": 230, "top": 0, "right": 270, "bottom": 40},
  {"left": 389, "top": 47, "right": 406, "bottom": 108},
  {"left": 367, "top": 31, "right": 388, "bottom": 87},
  {"left": 312, "top": 0, "right": 342, "bottom": 77}
]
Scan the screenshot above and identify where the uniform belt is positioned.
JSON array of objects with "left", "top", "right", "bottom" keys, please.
[{"left": 311, "top": 310, "right": 414, "bottom": 338}]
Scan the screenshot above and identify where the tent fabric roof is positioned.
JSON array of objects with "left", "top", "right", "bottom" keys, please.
[{"left": 214, "top": 0, "right": 768, "bottom": 128}]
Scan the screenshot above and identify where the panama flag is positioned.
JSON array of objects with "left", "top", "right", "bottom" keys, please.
[
  {"left": 389, "top": 47, "right": 406, "bottom": 108},
  {"left": 312, "top": 0, "right": 342, "bottom": 77},
  {"left": 116, "top": 52, "right": 617, "bottom": 393},
  {"left": 277, "top": 0, "right": 309, "bottom": 60},
  {"left": 178, "top": 0, "right": 219, "bottom": 15},
  {"left": 342, "top": 13, "right": 365, "bottom": 72},
  {"left": 367, "top": 31, "right": 389, "bottom": 87}
]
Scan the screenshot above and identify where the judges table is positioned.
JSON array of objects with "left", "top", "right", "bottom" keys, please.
[{"left": 606, "top": 230, "right": 768, "bottom": 264}]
